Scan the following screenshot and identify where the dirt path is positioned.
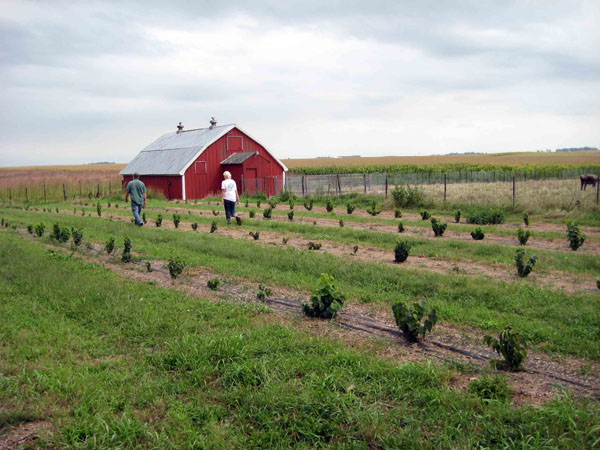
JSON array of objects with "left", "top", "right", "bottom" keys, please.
[
  {"left": 54, "top": 207, "right": 597, "bottom": 294},
  {"left": 22, "top": 231, "right": 600, "bottom": 407}
]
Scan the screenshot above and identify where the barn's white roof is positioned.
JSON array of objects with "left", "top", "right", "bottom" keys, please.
[{"left": 120, "top": 124, "right": 287, "bottom": 176}]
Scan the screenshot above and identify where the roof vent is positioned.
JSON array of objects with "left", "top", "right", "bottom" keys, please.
[
  {"left": 209, "top": 117, "right": 217, "bottom": 129},
  {"left": 176, "top": 122, "right": 184, "bottom": 133}
]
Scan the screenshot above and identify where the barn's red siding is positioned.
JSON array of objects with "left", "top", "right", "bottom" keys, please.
[
  {"left": 183, "top": 127, "right": 284, "bottom": 199},
  {"left": 124, "top": 175, "right": 182, "bottom": 200}
]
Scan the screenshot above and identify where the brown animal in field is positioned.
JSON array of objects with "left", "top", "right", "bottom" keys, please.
[{"left": 580, "top": 174, "right": 599, "bottom": 190}]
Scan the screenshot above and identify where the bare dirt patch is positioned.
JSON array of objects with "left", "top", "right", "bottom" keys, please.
[{"left": 0, "top": 419, "right": 52, "bottom": 450}]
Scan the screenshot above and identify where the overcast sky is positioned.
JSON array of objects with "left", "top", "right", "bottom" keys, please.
[{"left": 1, "top": 0, "right": 599, "bottom": 166}]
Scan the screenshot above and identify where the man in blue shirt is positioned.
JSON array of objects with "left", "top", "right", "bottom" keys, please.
[{"left": 125, "top": 173, "right": 147, "bottom": 226}]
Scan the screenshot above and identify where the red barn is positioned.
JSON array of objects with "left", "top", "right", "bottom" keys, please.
[{"left": 120, "top": 120, "right": 287, "bottom": 200}]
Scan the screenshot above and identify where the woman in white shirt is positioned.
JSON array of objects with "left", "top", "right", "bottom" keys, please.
[{"left": 221, "top": 171, "right": 242, "bottom": 225}]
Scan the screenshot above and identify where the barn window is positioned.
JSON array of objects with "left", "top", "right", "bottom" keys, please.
[
  {"left": 194, "top": 161, "right": 207, "bottom": 174},
  {"left": 226, "top": 135, "right": 244, "bottom": 153}
]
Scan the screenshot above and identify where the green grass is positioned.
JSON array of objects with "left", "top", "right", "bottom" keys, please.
[
  {"left": 1, "top": 230, "right": 599, "bottom": 448},
  {"left": 2, "top": 209, "right": 600, "bottom": 359}
]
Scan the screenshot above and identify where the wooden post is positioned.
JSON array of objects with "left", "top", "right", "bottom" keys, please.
[
  {"left": 337, "top": 174, "right": 341, "bottom": 196},
  {"left": 363, "top": 174, "right": 367, "bottom": 193},
  {"left": 43, "top": 184, "right": 47, "bottom": 203},
  {"left": 255, "top": 177, "right": 258, "bottom": 194},
  {"left": 79, "top": 181, "right": 82, "bottom": 197},
  {"left": 301, "top": 176, "right": 305, "bottom": 196},
  {"left": 241, "top": 174, "right": 245, "bottom": 194},
  {"left": 512, "top": 176, "right": 516, "bottom": 209},
  {"left": 25, "top": 187, "right": 28, "bottom": 202},
  {"left": 8, "top": 188, "right": 11, "bottom": 202},
  {"left": 444, "top": 174, "right": 447, "bottom": 202},
  {"left": 97, "top": 184, "right": 100, "bottom": 198},
  {"left": 63, "top": 184, "right": 67, "bottom": 201},
  {"left": 385, "top": 174, "right": 388, "bottom": 197},
  {"left": 596, "top": 178, "right": 599, "bottom": 205}
]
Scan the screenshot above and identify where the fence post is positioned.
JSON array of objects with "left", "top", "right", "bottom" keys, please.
[
  {"left": 443, "top": 174, "right": 447, "bottom": 202},
  {"left": 79, "top": 181, "right": 82, "bottom": 197},
  {"left": 597, "top": 178, "right": 599, "bottom": 205},
  {"left": 97, "top": 184, "right": 100, "bottom": 198},
  {"left": 337, "top": 174, "right": 341, "bottom": 196},
  {"left": 512, "top": 176, "right": 515, "bottom": 209},
  {"left": 241, "top": 174, "right": 245, "bottom": 194},
  {"left": 363, "top": 174, "right": 367, "bottom": 194},
  {"left": 385, "top": 174, "right": 388, "bottom": 197},
  {"left": 43, "top": 184, "right": 47, "bottom": 203},
  {"left": 8, "top": 189, "right": 11, "bottom": 202},
  {"left": 255, "top": 177, "right": 259, "bottom": 194},
  {"left": 63, "top": 184, "right": 67, "bottom": 201},
  {"left": 301, "top": 176, "right": 305, "bottom": 196},
  {"left": 25, "top": 187, "right": 28, "bottom": 203}
]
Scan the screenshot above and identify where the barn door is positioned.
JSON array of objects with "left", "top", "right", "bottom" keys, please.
[{"left": 227, "top": 135, "right": 243, "bottom": 155}]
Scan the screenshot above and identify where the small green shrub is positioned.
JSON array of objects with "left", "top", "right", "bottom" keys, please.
[
  {"left": 27, "top": 224, "right": 34, "bottom": 234},
  {"left": 249, "top": 231, "right": 260, "bottom": 240},
  {"left": 471, "top": 227, "right": 485, "bottom": 240},
  {"left": 105, "top": 237, "right": 115, "bottom": 254},
  {"left": 394, "top": 240, "right": 411, "bottom": 262},
  {"left": 256, "top": 284, "right": 273, "bottom": 301},
  {"left": 366, "top": 201, "right": 381, "bottom": 216},
  {"left": 212, "top": 209, "right": 219, "bottom": 216},
  {"left": 145, "top": 261, "right": 152, "bottom": 272},
  {"left": 71, "top": 228, "right": 83, "bottom": 246},
  {"left": 326, "top": 199, "right": 334, "bottom": 213},
  {"left": 256, "top": 200, "right": 261, "bottom": 208},
  {"left": 167, "top": 257, "right": 185, "bottom": 279},
  {"left": 121, "top": 237, "right": 132, "bottom": 263},
  {"left": 351, "top": 245, "right": 358, "bottom": 255},
  {"left": 567, "top": 221, "right": 585, "bottom": 251},
  {"left": 155, "top": 214, "right": 163, "bottom": 227},
  {"left": 304, "top": 199, "right": 313, "bottom": 210},
  {"left": 308, "top": 242, "right": 322, "bottom": 250},
  {"left": 96, "top": 202, "right": 102, "bottom": 217},
  {"left": 173, "top": 213, "right": 181, "bottom": 228},
  {"left": 420, "top": 210, "right": 431, "bottom": 220},
  {"left": 268, "top": 199, "right": 277, "bottom": 209},
  {"left": 249, "top": 210, "right": 256, "bottom": 218},
  {"left": 467, "top": 375, "right": 512, "bottom": 403},
  {"left": 302, "top": 273, "right": 346, "bottom": 319},
  {"left": 596, "top": 280, "right": 600, "bottom": 290},
  {"left": 282, "top": 237, "right": 289, "bottom": 244},
  {"left": 346, "top": 203, "right": 355, "bottom": 214},
  {"left": 515, "top": 249, "right": 537, "bottom": 278},
  {"left": 466, "top": 207, "right": 505, "bottom": 225},
  {"left": 287, "top": 211, "right": 294, "bottom": 221},
  {"left": 339, "top": 219, "right": 344, "bottom": 227},
  {"left": 430, "top": 218, "right": 447, "bottom": 237},
  {"left": 263, "top": 207, "right": 272, "bottom": 219},
  {"left": 523, "top": 213, "right": 529, "bottom": 226},
  {"left": 392, "top": 185, "right": 424, "bottom": 208},
  {"left": 484, "top": 326, "right": 528, "bottom": 371},
  {"left": 394, "top": 209, "right": 402, "bottom": 218},
  {"left": 191, "top": 222, "right": 198, "bottom": 231},
  {"left": 207, "top": 278, "right": 220, "bottom": 290},
  {"left": 244, "top": 199, "right": 249, "bottom": 207},
  {"left": 51, "top": 223, "right": 71, "bottom": 243},
  {"left": 210, "top": 221, "right": 217, "bottom": 233},
  {"left": 517, "top": 227, "right": 530, "bottom": 245},
  {"left": 34, "top": 223, "right": 46, "bottom": 237},
  {"left": 397, "top": 222, "right": 404, "bottom": 233},
  {"left": 288, "top": 198, "right": 295, "bottom": 210},
  {"left": 392, "top": 300, "right": 437, "bottom": 342},
  {"left": 454, "top": 210, "right": 461, "bottom": 223}
]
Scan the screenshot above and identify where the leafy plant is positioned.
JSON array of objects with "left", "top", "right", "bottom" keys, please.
[
  {"left": 392, "top": 300, "right": 437, "bottom": 342},
  {"left": 301, "top": 273, "right": 346, "bottom": 319},
  {"left": 256, "top": 284, "right": 273, "bottom": 301},
  {"left": 263, "top": 207, "right": 272, "bottom": 219},
  {"left": 191, "top": 222, "right": 198, "bottom": 231},
  {"left": 471, "top": 227, "right": 485, "bottom": 240},
  {"left": 207, "top": 278, "right": 220, "bottom": 290},
  {"left": 288, "top": 198, "right": 295, "bottom": 210},
  {"left": 256, "top": 200, "right": 261, "bottom": 208},
  {"left": 304, "top": 199, "right": 313, "bottom": 211},
  {"left": 34, "top": 223, "right": 45, "bottom": 237},
  {"left": 467, "top": 374, "right": 512, "bottom": 403},
  {"left": 454, "top": 210, "right": 461, "bottom": 223},
  {"left": 346, "top": 203, "right": 355, "bottom": 214},
  {"left": 282, "top": 237, "right": 289, "bottom": 244},
  {"left": 484, "top": 326, "right": 528, "bottom": 371},
  {"left": 466, "top": 207, "right": 505, "bottom": 225},
  {"left": 81, "top": 208, "right": 85, "bottom": 216},
  {"left": 308, "top": 242, "right": 322, "bottom": 250},
  {"left": 142, "top": 212, "right": 147, "bottom": 224},
  {"left": 71, "top": 228, "right": 83, "bottom": 246},
  {"left": 394, "top": 240, "right": 411, "bottom": 262},
  {"left": 420, "top": 210, "right": 431, "bottom": 220},
  {"left": 249, "top": 231, "right": 260, "bottom": 240},
  {"left": 567, "top": 221, "right": 585, "bottom": 251},
  {"left": 121, "top": 237, "right": 132, "bottom": 263},
  {"left": 145, "top": 261, "right": 152, "bottom": 272},
  {"left": 523, "top": 213, "right": 529, "bottom": 226},
  {"left": 156, "top": 214, "right": 163, "bottom": 227},
  {"left": 105, "top": 237, "right": 115, "bottom": 254},
  {"left": 597, "top": 280, "right": 600, "bottom": 290},
  {"left": 397, "top": 222, "right": 405, "bottom": 233},
  {"left": 51, "top": 223, "right": 71, "bottom": 243},
  {"left": 96, "top": 202, "right": 102, "bottom": 217},
  {"left": 167, "top": 257, "right": 185, "bottom": 279},
  {"left": 173, "top": 213, "right": 181, "bottom": 228},
  {"left": 515, "top": 249, "right": 537, "bottom": 278},
  {"left": 366, "top": 201, "right": 381, "bottom": 216},
  {"left": 339, "top": 219, "right": 344, "bottom": 227},
  {"left": 27, "top": 224, "right": 34, "bottom": 234},
  {"left": 517, "top": 227, "right": 530, "bottom": 245},
  {"left": 394, "top": 209, "right": 402, "bottom": 218},
  {"left": 210, "top": 221, "right": 217, "bottom": 233},
  {"left": 326, "top": 199, "right": 334, "bottom": 213},
  {"left": 391, "top": 185, "right": 424, "bottom": 208},
  {"left": 244, "top": 199, "right": 249, "bottom": 207},
  {"left": 351, "top": 245, "right": 358, "bottom": 255},
  {"left": 288, "top": 211, "right": 294, "bottom": 221},
  {"left": 212, "top": 209, "right": 219, "bottom": 216},
  {"left": 430, "top": 218, "right": 447, "bottom": 237},
  {"left": 249, "top": 210, "right": 256, "bottom": 218}
]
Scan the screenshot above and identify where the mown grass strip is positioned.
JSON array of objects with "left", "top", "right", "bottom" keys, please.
[{"left": 3, "top": 209, "right": 600, "bottom": 359}]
